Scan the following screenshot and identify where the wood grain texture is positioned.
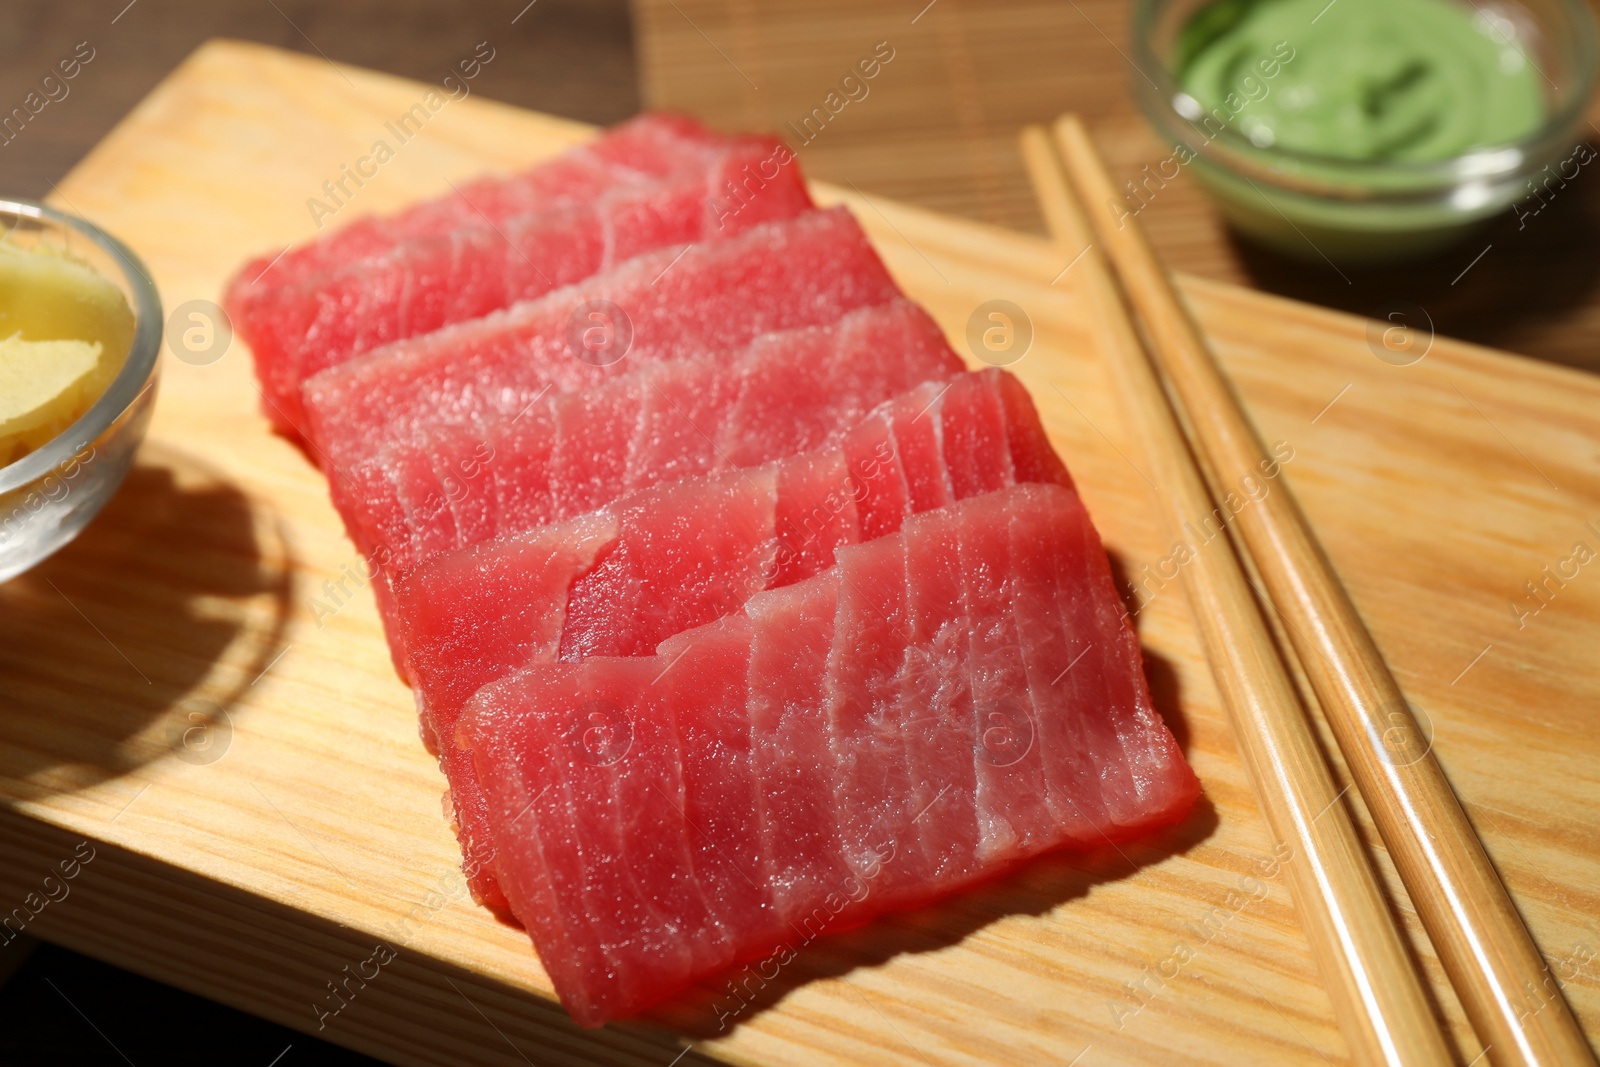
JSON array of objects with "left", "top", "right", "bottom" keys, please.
[
  {"left": 632, "top": 0, "right": 1600, "bottom": 373},
  {"left": 1020, "top": 124, "right": 1452, "bottom": 1067},
  {"left": 1049, "top": 113, "right": 1599, "bottom": 1067},
  {"left": 1, "top": 38, "right": 1597, "bottom": 1067}
]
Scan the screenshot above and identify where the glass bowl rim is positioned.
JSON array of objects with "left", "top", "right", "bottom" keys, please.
[
  {"left": 1130, "top": 0, "right": 1600, "bottom": 183},
  {"left": 0, "top": 197, "right": 163, "bottom": 495}
]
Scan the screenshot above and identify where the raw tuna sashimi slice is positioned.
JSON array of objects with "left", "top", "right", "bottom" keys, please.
[
  {"left": 225, "top": 113, "right": 724, "bottom": 314},
  {"left": 301, "top": 207, "right": 900, "bottom": 471},
  {"left": 460, "top": 484, "right": 1200, "bottom": 1026},
  {"left": 333, "top": 299, "right": 958, "bottom": 580},
  {"left": 394, "top": 368, "right": 1066, "bottom": 908},
  {"left": 241, "top": 131, "right": 811, "bottom": 435},
  {"left": 745, "top": 569, "right": 845, "bottom": 921}
]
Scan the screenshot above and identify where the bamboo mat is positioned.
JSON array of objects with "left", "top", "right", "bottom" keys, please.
[{"left": 632, "top": 0, "right": 1600, "bottom": 372}]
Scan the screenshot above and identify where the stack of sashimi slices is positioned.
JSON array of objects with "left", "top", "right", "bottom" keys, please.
[{"left": 225, "top": 113, "right": 1200, "bottom": 1027}]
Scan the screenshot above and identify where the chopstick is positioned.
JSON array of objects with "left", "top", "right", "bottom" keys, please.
[
  {"left": 1035, "top": 114, "right": 1597, "bottom": 1067},
  {"left": 1020, "top": 125, "right": 1451, "bottom": 1067}
]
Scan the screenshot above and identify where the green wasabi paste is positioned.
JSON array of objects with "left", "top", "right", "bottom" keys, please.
[{"left": 1178, "top": 0, "right": 1546, "bottom": 162}]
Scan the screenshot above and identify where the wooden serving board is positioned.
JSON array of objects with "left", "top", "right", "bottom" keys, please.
[{"left": 2, "top": 40, "right": 1597, "bottom": 1067}]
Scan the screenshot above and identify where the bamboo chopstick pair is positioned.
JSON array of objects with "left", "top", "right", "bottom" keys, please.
[{"left": 1020, "top": 116, "right": 1596, "bottom": 1067}]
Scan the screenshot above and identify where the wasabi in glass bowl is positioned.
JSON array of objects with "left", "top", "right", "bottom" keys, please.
[{"left": 1131, "top": 0, "right": 1600, "bottom": 262}]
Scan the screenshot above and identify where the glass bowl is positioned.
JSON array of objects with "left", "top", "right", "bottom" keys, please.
[
  {"left": 0, "top": 199, "right": 162, "bottom": 582},
  {"left": 1131, "top": 0, "right": 1600, "bottom": 263}
]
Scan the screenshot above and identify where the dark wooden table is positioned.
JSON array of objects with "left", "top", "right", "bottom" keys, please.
[{"left": 0, "top": 0, "right": 639, "bottom": 197}]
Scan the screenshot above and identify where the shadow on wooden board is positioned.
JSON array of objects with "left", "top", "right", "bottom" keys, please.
[
  {"left": 0, "top": 808, "right": 722, "bottom": 1067},
  {"left": 0, "top": 441, "right": 294, "bottom": 803}
]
